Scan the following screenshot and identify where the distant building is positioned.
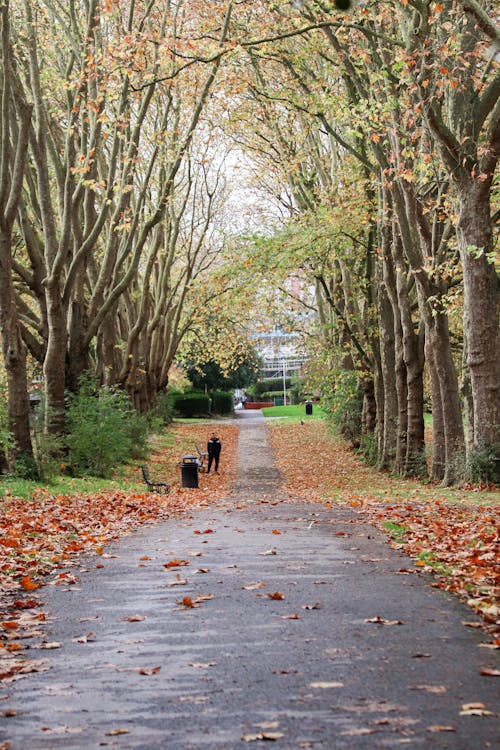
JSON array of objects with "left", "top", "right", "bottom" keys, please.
[{"left": 253, "top": 327, "right": 308, "bottom": 379}]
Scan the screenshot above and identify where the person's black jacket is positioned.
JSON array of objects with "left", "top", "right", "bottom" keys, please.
[{"left": 207, "top": 437, "right": 221, "bottom": 456}]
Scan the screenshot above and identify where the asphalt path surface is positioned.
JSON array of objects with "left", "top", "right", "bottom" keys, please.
[{"left": 1, "top": 411, "right": 498, "bottom": 749}]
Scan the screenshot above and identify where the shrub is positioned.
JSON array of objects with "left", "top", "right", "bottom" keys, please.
[
  {"left": 322, "top": 370, "right": 363, "bottom": 448},
  {"left": 253, "top": 378, "right": 293, "bottom": 397},
  {"left": 210, "top": 391, "right": 233, "bottom": 415},
  {"left": 67, "top": 375, "right": 140, "bottom": 477},
  {"left": 462, "top": 443, "right": 500, "bottom": 484},
  {"left": 155, "top": 389, "right": 176, "bottom": 424},
  {"left": 173, "top": 392, "right": 211, "bottom": 418}
]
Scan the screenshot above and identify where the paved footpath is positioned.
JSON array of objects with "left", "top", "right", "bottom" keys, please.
[{"left": 1, "top": 412, "right": 498, "bottom": 749}]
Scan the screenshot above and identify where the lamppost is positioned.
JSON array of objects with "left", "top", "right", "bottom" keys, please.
[{"left": 282, "top": 359, "right": 287, "bottom": 406}]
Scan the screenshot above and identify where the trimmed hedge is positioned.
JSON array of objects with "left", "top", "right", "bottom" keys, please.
[
  {"left": 173, "top": 392, "right": 211, "bottom": 417},
  {"left": 210, "top": 391, "right": 233, "bottom": 415}
]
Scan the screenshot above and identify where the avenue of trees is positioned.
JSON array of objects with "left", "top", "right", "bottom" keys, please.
[{"left": 0, "top": 0, "right": 498, "bottom": 484}]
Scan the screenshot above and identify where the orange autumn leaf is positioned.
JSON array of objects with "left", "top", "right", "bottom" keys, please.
[
  {"left": 267, "top": 592, "right": 284, "bottom": 601},
  {"left": 1, "top": 622, "right": 19, "bottom": 631},
  {"left": 164, "top": 559, "right": 190, "bottom": 568},
  {"left": 20, "top": 576, "right": 40, "bottom": 591}
]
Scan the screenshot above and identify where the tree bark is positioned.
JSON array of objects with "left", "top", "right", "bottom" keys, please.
[{"left": 457, "top": 184, "right": 500, "bottom": 451}]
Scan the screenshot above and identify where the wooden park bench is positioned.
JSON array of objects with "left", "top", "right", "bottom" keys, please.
[
  {"left": 140, "top": 465, "right": 170, "bottom": 494},
  {"left": 194, "top": 444, "right": 208, "bottom": 472}
]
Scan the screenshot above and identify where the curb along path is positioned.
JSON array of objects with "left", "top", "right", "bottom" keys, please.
[{"left": 0, "top": 411, "right": 498, "bottom": 749}]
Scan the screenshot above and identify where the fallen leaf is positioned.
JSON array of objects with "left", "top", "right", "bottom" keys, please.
[
  {"left": 1, "top": 622, "right": 18, "bottom": 632},
  {"left": 459, "top": 702, "right": 494, "bottom": 716},
  {"left": 196, "top": 593, "right": 214, "bottom": 602},
  {"left": 309, "top": 681, "right": 344, "bottom": 688},
  {"left": 260, "top": 549, "right": 277, "bottom": 556},
  {"left": 105, "top": 728, "right": 130, "bottom": 736},
  {"left": 428, "top": 725, "right": 456, "bottom": 732},
  {"left": 409, "top": 685, "right": 446, "bottom": 693},
  {"left": 194, "top": 568, "right": 211, "bottom": 574},
  {"left": 123, "top": 615, "right": 146, "bottom": 622},
  {"left": 20, "top": 576, "right": 39, "bottom": 591},
  {"left": 272, "top": 530, "right": 281, "bottom": 535},
  {"left": 480, "top": 668, "right": 500, "bottom": 677},
  {"left": 177, "top": 596, "right": 199, "bottom": 609},
  {"left": 282, "top": 614, "right": 299, "bottom": 620},
  {"left": 267, "top": 592, "right": 284, "bottom": 601},
  {"left": 188, "top": 662, "right": 217, "bottom": 668},
  {"left": 242, "top": 732, "right": 284, "bottom": 741},
  {"left": 243, "top": 582, "right": 265, "bottom": 591},
  {"left": 364, "top": 616, "right": 403, "bottom": 625},
  {"left": 75, "top": 632, "right": 95, "bottom": 643},
  {"left": 302, "top": 602, "right": 322, "bottom": 610},
  {"left": 138, "top": 666, "right": 161, "bottom": 675},
  {"left": 164, "top": 559, "right": 190, "bottom": 568},
  {"left": 167, "top": 577, "right": 188, "bottom": 587},
  {"left": 39, "top": 642, "right": 63, "bottom": 650}
]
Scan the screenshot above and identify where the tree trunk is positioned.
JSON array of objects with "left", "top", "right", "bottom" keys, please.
[
  {"left": 0, "top": 233, "right": 34, "bottom": 464},
  {"left": 43, "top": 282, "right": 67, "bottom": 437},
  {"left": 425, "top": 346, "right": 445, "bottom": 482},
  {"left": 377, "top": 277, "right": 398, "bottom": 469},
  {"left": 457, "top": 185, "right": 500, "bottom": 453}
]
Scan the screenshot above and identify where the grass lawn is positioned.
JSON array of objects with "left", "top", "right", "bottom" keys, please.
[{"left": 261, "top": 403, "right": 326, "bottom": 420}]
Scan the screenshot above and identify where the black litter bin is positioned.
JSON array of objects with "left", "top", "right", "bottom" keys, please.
[
  {"left": 181, "top": 455, "right": 199, "bottom": 488},
  {"left": 305, "top": 401, "right": 313, "bottom": 416}
]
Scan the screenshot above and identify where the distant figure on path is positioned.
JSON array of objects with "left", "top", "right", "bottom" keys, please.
[{"left": 207, "top": 432, "right": 222, "bottom": 474}]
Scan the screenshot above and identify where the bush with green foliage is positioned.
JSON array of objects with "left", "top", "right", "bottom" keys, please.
[
  {"left": 154, "top": 389, "right": 176, "bottom": 424},
  {"left": 322, "top": 370, "right": 363, "bottom": 447},
  {"left": 210, "top": 391, "right": 233, "bottom": 415},
  {"left": 66, "top": 375, "right": 148, "bottom": 477},
  {"left": 252, "top": 378, "right": 293, "bottom": 397},
  {"left": 173, "top": 392, "right": 211, "bottom": 417},
  {"left": 462, "top": 443, "right": 500, "bottom": 484}
]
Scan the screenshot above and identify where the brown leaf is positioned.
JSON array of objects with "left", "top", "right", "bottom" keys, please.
[
  {"left": 428, "top": 725, "right": 456, "bottom": 732},
  {"left": 460, "top": 702, "right": 494, "bottom": 716},
  {"left": 409, "top": 685, "right": 446, "bottom": 693},
  {"left": 195, "top": 593, "right": 214, "bottom": 603},
  {"left": 105, "top": 728, "right": 130, "bottom": 736},
  {"left": 282, "top": 614, "right": 299, "bottom": 620},
  {"left": 164, "top": 559, "right": 190, "bottom": 568},
  {"left": 364, "top": 615, "right": 403, "bottom": 625},
  {"left": 243, "top": 582, "right": 265, "bottom": 591},
  {"left": 480, "top": 668, "right": 500, "bottom": 677},
  {"left": 177, "top": 596, "right": 199, "bottom": 609},
  {"left": 123, "top": 615, "right": 146, "bottom": 622},
  {"left": 302, "top": 602, "right": 322, "bottom": 610},
  {"left": 242, "top": 732, "right": 284, "bottom": 742},
  {"left": 138, "top": 666, "right": 161, "bottom": 675},
  {"left": 267, "top": 592, "right": 284, "bottom": 600},
  {"left": 166, "top": 575, "right": 188, "bottom": 586}
]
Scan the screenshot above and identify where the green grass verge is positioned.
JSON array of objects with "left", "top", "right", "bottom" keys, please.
[
  {"left": 261, "top": 404, "right": 326, "bottom": 420},
  {"left": 0, "top": 473, "right": 136, "bottom": 501}
]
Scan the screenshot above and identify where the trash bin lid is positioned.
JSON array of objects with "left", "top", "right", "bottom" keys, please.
[{"left": 181, "top": 455, "right": 198, "bottom": 463}]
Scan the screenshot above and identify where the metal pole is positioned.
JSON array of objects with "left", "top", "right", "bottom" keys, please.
[{"left": 283, "top": 360, "right": 286, "bottom": 406}]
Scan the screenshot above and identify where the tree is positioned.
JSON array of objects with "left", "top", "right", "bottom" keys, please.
[{"left": 0, "top": 0, "right": 34, "bottom": 469}]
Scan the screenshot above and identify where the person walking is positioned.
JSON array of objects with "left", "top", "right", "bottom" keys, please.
[{"left": 207, "top": 432, "right": 222, "bottom": 474}]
